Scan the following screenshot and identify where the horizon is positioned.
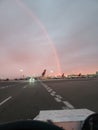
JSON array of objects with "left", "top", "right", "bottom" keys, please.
[{"left": 0, "top": 70, "right": 98, "bottom": 79}]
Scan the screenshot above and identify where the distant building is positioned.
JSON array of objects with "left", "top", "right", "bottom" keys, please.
[
  {"left": 96, "top": 71, "right": 98, "bottom": 75},
  {"left": 95, "top": 71, "right": 98, "bottom": 77},
  {"left": 87, "top": 74, "right": 96, "bottom": 78}
]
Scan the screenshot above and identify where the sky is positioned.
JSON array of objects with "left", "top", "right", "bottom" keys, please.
[{"left": 0, "top": 0, "right": 98, "bottom": 78}]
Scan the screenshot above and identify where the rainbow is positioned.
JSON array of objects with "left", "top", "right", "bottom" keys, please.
[{"left": 15, "top": 0, "right": 62, "bottom": 74}]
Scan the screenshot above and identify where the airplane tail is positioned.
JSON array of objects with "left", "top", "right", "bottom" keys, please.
[{"left": 41, "top": 69, "right": 47, "bottom": 77}]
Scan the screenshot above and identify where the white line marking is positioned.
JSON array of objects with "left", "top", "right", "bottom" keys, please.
[
  {"left": 56, "top": 95, "right": 62, "bottom": 99},
  {"left": 0, "top": 96, "right": 12, "bottom": 106},
  {"left": 48, "top": 89, "right": 53, "bottom": 92},
  {"left": 41, "top": 83, "right": 48, "bottom": 88},
  {"left": 0, "top": 84, "right": 21, "bottom": 90},
  {"left": 41, "top": 82, "right": 75, "bottom": 110},
  {"left": 55, "top": 97, "right": 62, "bottom": 102},
  {"left": 50, "top": 91, "right": 56, "bottom": 96},
  {"left": 63, "top": 101, "right": 74, "bottom": 109},
  {"left": 47, "top": 88, "right": 50, "bottom": 90},
  {"left": 0, "top": 86, "right": 9, "bottom": 89}
]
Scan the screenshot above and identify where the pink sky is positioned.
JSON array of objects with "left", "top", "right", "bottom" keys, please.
[{"left": 0, "top": 0, "right": 98, "bottom": 78}]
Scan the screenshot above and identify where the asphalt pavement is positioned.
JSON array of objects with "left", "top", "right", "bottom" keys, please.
[{"left": 0, "top": 78, "right": 98, "bottom": 123}]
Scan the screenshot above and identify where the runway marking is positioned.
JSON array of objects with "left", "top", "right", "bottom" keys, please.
[
  {"left": 0, "top": 86, "right": 9, "bottom": 89},
  {"left": 0, "top": 83, "right": 22, "bottom": 90},
  {"left": 63, "top": 101, "right": 74, "bottom": 109},
  {"left": 47, "top": 89, "right": 53, "bottom": 92},
  {"left": 40, "top": 82, "right": 75, "bottom": 109},
  {"left": 50, "top": 91, "right": 56, "bottom": 96},
  {"left": 41, "top": 83, "right": 47, "bottom": 88},
  {"left": 0, "top": 96, "right": 12, "bottom": 106},
  {"left": 55, "top": 97, "right": 62, "bottom": 102},
  {"left": 55, "top": 95, "right": 62, "bottom": 99}
]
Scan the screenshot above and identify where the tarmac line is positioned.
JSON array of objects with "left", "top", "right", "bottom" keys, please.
[
  {"left": 50, "top": 91, "right": 56, "bottom": 96},
  {"left": 40, "top": 82, "right": 75, "bottom": 109},
  {"left": 54, "top": 97, "right": 62, "bottom": 102},
  {"left": 63, "top": 101, "right": 74, "bottom": 109},
  {"left": 0, "top": 83, "right": 22, "bottom": 90},
  {"left": 0, "top": 96, "right": 12, "bottom": 106}
]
